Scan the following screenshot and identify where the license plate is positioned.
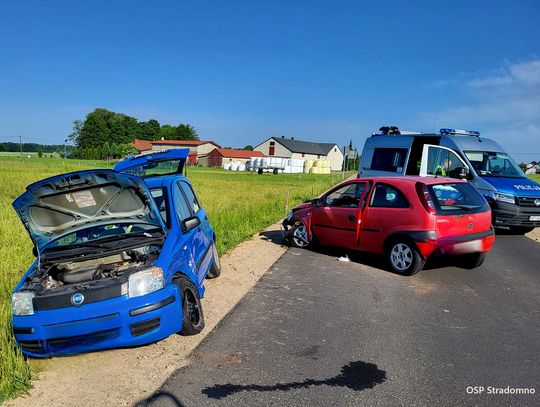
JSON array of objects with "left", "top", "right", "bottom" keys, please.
[
  {"left": 529, "top": 216, "right": 540, "bottom": 221},
  {"left": 453, "top": 239, "right": 483, "bottom": 254}
]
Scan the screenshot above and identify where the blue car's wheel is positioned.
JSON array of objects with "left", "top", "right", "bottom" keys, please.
[
  {"left": 175, "top": 275, "right": 205, "bottom": 336},
  {"left": 206, "top": 243, "right": 221, "bottom": 279}
]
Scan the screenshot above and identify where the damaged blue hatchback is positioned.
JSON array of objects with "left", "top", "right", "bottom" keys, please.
[{"left": 11, "top": 149, "right": 221, "bottom": 357}]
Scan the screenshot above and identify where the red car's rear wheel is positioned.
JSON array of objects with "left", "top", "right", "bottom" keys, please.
[{"left": 387, "top": 241, "right": 424, "bottom": 276}]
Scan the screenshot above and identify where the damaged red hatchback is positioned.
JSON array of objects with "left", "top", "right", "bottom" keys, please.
[{"left": 283, "top": 176, "right": 495, "bottom": 275}]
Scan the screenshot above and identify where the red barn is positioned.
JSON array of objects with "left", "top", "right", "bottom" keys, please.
[{"left": 201, "top": 148, "right": 265, "bottom": 167}]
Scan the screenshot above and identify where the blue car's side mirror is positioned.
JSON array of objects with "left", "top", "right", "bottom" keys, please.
[{"left": 182, "top": 216, "right": 201, "bottom": 233}]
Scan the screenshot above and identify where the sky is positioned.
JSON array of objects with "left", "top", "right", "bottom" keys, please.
[{"left": 0, "top": 0, "right": 539, "bottom": 161}]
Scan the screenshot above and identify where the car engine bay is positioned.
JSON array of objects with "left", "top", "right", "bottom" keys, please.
[{"left": 23, "top": 245, "right": 161, "bottom": 296}]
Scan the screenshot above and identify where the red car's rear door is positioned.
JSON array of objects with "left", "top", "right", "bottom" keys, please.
[{"left": 311, "top": 182, "right": 367, "bottom": 250}]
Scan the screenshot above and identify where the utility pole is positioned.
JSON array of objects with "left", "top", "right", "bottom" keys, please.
[{"left": 19, "top": 135, "right": 22, "bottom": 158}]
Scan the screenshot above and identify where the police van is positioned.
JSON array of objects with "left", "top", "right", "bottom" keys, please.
[{"left": 358, "top": 126, "right": 540, "bottom": 234}]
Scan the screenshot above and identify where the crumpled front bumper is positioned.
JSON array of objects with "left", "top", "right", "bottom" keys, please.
[{"left": 12, "top": 284, "right": 182, "bottom": 357}]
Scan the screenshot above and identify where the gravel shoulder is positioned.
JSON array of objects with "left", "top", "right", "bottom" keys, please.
[
  {"left": 6, "top": 223, "right": 288, "bottom": 407},
  {"left": 526, "top": 228, "right": 540, "bottom": 243}
]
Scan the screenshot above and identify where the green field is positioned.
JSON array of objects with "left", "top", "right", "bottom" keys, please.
[{"left": 0, "top": 157, "right": 347, "bottom": 401}]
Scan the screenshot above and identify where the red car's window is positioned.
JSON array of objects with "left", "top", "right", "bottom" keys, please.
[
  {"left": 370, "top": 184, "right": 409, "bottom": 208},
  {"left": 325, "top": 183, "right": 365, "bottom": 208},
  {"left": 428, "top": 183, "right": 488, "bottom": 214}
]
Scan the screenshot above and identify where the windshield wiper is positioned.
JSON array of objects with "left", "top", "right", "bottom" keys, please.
[
  {"left": 46, "top": 228, "right": 164, "bottom": 251},
  {"left": 444, "top": 204, "right": 479, "bottom": 211}
]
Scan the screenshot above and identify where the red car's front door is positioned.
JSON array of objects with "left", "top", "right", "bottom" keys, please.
[{"left": 311, "top": 182, "right": 368, "bottom": 250}]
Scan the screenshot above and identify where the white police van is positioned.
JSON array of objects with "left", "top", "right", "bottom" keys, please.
[{"left": 358, "top": 126, "right": 540, "bottom": 234}]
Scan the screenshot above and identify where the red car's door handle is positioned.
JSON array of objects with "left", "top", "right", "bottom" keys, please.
[{"left": 348, "top": 215, "right": 355, "bottom": 221}]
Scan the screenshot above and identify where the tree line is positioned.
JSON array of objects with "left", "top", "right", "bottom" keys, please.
[
  {"left": 0, "top": 142, "right": 73, "bottom": 154},
  {"left": 69, "top": 108, "right": 200, "bottom": 159}
]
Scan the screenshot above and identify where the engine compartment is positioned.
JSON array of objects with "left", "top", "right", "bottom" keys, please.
[{"left": 24, "top": 245, "right": 160, "bottom": 296}]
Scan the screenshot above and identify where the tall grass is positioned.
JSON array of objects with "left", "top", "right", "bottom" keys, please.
[{"left": 0, "top": 157, "right": 346, "bottom": 401}]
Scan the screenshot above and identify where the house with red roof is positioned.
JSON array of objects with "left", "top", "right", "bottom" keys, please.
[
  {"left": 131, "top": 138, "right": 221, "bottom": 164},
  {"left": 199, "top": 148, "right": 266, "bottom": 167}
]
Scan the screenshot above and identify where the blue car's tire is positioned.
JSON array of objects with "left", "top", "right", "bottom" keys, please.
[
  {"left": 206, "top": 243, "right": 221, "bottom": 279},
  {"left": 175, "top": 275, "right": 205, "bottom": 336}
]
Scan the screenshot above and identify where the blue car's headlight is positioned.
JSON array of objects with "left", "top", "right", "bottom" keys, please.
[
  {"left": 493, "top": 192, "right": 515, "bottom": 204},
  {"left": 128, "top": 267, "right": 164, "bottom": 298},
  {"left": 12, "top": 291, "right": 36, "bottom": 316}
]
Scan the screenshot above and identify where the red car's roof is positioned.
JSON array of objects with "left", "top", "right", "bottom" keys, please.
[{"left": 355, "top": 176, "right": 466, "bottom": 185}]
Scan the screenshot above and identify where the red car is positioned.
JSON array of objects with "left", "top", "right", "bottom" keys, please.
[{"left": 283, "top": 176, "right": 495, "bottom": 275}]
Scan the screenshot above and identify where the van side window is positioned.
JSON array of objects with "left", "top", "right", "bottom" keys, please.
[
  {"left": 370, "top": 184, "right": 409, "bottom": 208},
  {"left": 371, "top": 148, "right": 407, "bottom": 172}
]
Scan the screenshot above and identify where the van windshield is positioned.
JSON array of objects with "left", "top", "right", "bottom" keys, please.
[{"left": 464, "top": 151, "right": 525, "bottom": 178}]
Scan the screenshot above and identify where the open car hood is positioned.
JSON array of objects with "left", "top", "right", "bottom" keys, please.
[
  {"left": 114, "top": 148, "right": 189, "bottom": 177},
  {"left": 13, "top": 169, "right": 166, "bottom": 250}
]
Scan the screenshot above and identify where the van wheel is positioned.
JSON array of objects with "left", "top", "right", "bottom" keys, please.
[
  {"left": 206, "top": 243, "right": 221, "bottom": 279},
  {"left": 461, "top": 252, "right": 486, "bottom": 269},
  {"left": 387, "top": 241, "right": 424, "bottom": 276},
  {"left": 509, "top": 226, "right": 534, "bottom": 235},
  {"left": 174, "top": 275, "right": 205, "bottom": 336},
  {"left": 291, "top": 223, "right": 311, "bottom": 248}
]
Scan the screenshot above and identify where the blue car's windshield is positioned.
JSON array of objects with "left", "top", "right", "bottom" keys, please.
[
  {"left": 49, "top": 223, "right": 162, "bottom": 249},
  {"left": 464, "top": 151, "right": 525, "bottom": 178}
]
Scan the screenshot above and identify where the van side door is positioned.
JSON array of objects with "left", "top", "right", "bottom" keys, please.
[{"left": 419, "top": 145, "right": 470, "bottom": 179}]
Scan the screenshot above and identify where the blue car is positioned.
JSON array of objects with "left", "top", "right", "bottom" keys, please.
[{"left": 11, "top": 149, "right": 221, "bottom": 357}]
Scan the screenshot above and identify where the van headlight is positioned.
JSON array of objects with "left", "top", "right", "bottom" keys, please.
[
  {"left": 492, "top": 192, "right": 515, "bottom": 204},
  {"left": 12, "top": 292, "right": 36, "bottom": 316},
  {"left": 128, "top": 267, "right": 164, "bottom": 298}
]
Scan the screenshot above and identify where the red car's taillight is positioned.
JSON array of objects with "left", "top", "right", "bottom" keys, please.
[{"left": 416, "top": 182, "right": 437, "bottom": 215}]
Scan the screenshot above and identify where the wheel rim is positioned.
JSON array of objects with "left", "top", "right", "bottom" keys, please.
[
  {"left": 212, "top": 243, "right": 221, "bottom": 270},
  {"left": 293, "top": 224, "right": 309, "bottom": 247},
  {"left": 390, "top": 243, "right": 413, "bottom": 272},
  {"left": 184, "top": 289, "right": 201, "bottom": 326}
]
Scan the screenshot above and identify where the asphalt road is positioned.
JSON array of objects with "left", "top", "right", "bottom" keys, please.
[{"left": 136, "top": 231, "right": 539, "bottom": 407}]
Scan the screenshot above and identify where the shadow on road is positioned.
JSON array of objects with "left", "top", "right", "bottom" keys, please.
[
  {"left": 261, "top": 229, "right": 491, "bottom": 274},
  {"left": 133, "top": 391, "right": 185, "bottom": 406},
  {"left": 201, "top": 360, "right": 387, "bottom": 400}
]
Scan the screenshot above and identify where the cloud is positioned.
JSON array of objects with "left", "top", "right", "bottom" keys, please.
[{"left": 418, "top": 59, "right": 540, "bottom": 161}]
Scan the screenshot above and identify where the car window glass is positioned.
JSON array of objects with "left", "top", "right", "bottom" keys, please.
[
  {"left": 173, "top": 183, "right": 192, "bottom": 221},
  {"left": 370, "top": 184, "right": 409, "bottom": 208},
  {"left": 371, "top": 148, "right": 407, "bottom": 172},
  {"left": 179, "top": 181, "right": 201, "bottom": 213},
  {"left": 325, "top": 183, "right": 365, "bottom": 208},
  {"left": 464, "top": 151, "right": 524, "bottom": 178},
  {"left": 425, "top": 148, "right": 463, "bottom": 177},
  {"left": 150, "top": 188, "right": 168, "bottom": 226},
  {"left": 429, "top": 183, "right": 487, "bottom": 213}
]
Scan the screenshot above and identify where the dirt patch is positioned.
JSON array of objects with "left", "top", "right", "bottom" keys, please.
[
  {"left": 6, "top": 224, "right": 288, "bottom": 407},
  {"left": 526, "top": 228, "right": 540, "bottom": 243}
]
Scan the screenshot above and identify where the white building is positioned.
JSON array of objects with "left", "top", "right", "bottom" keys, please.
[{"left": 254, "top": 136, "right": 344, "bottom": 171}]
